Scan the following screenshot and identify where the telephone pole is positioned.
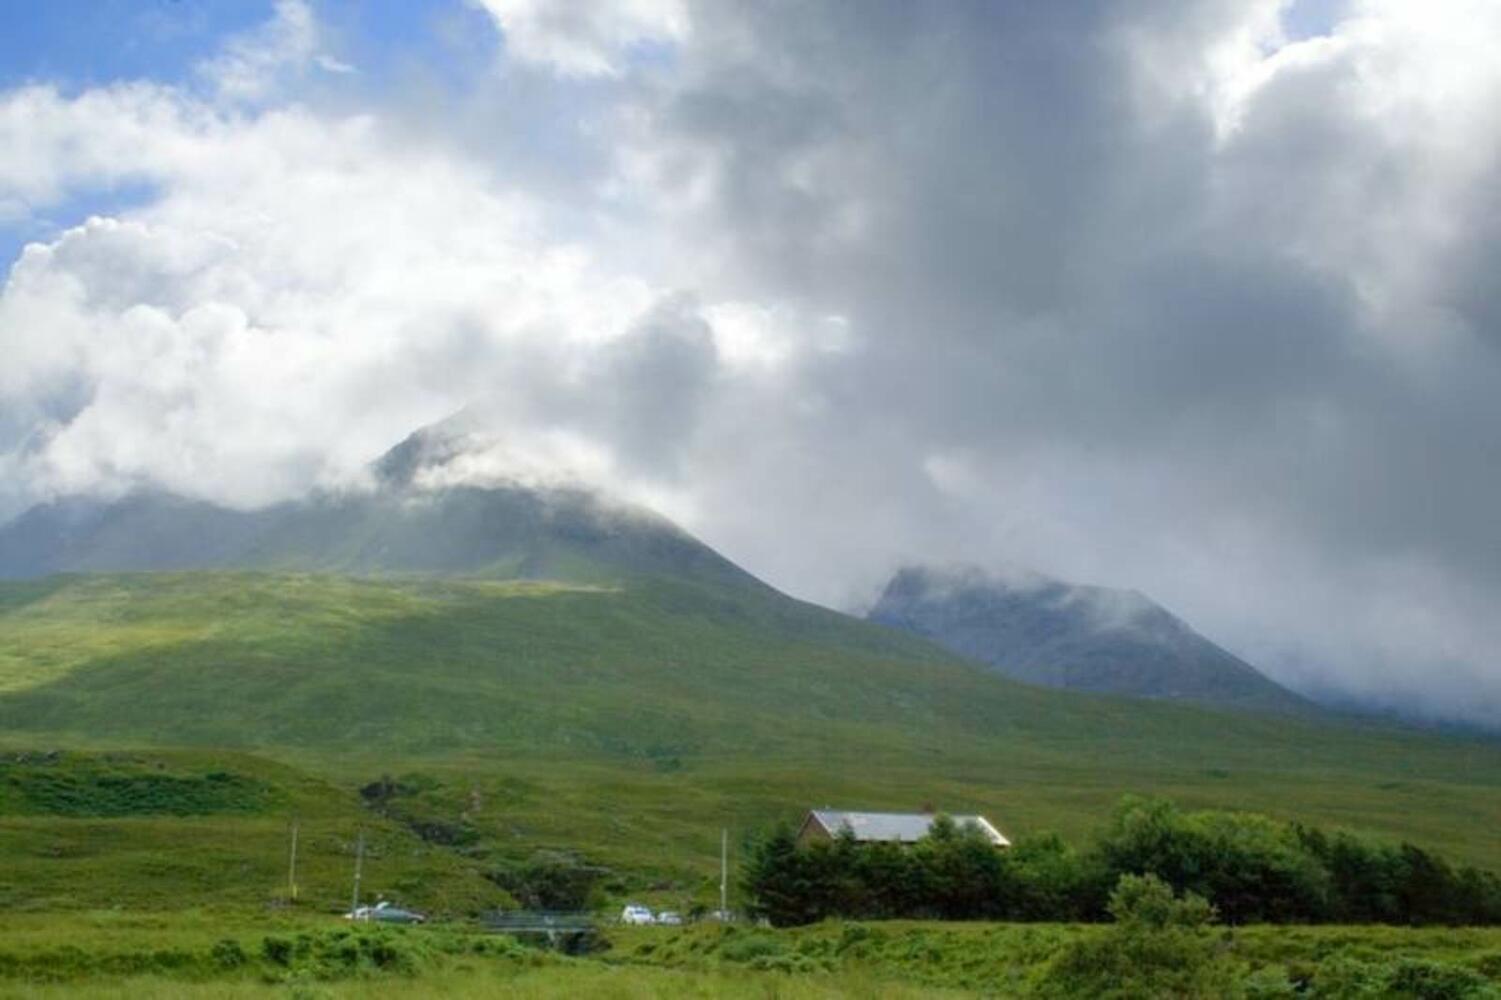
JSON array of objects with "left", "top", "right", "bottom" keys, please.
[
  {"left": 287, "top": 820, "right": 299, "bottom": 903},
  {"left": 350, "top": 830, "right": 365, "bottom": 915},
  {"left": 720, "top": 827, "right": 728, "bottom": 918}
]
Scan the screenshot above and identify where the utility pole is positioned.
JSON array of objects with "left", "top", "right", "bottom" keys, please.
[
  {"left": 287, "top": 820, "right": 299, "bottom": 903},
  {"left": 350, "top": 830, "right": 365, "bottom": 916},
  {"left": 720, "top": 827, "right": 729, "bottom": 918}
]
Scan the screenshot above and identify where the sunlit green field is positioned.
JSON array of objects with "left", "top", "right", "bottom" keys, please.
[{"left": 0, "top": 572, "right": 1498, "bottom": 919}]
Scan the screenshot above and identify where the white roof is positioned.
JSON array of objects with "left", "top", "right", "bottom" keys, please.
[{"left": 804, "top": 809, "right": 1010, "bottom": 847}]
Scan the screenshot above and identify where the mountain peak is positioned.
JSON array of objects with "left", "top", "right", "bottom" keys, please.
[
  {"left": 371, "top": 421, "right": 472, "bottom": 489},
  {"left": 0, "top": 423, "right": 761, "bottom": 591},
  {"left": 869, "top": 563, "right": 1312, "bottom": 715}
]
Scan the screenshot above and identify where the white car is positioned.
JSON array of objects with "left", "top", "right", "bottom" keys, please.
[
  {"left": 620, "top": 903, "right": 654, "bottom": 925},
  {"left": 345, "top": 901, "right": 426, "bottom": 925},
  {"left": 656, "top": 910, "right": 683, "bottom": 926}
]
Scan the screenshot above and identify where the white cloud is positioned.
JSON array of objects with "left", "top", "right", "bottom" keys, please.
[
  {"left": 591, "top": 0, "right": 1501, "bottom": 724},
  {"left": 315, "top": 55, "right": 358, "bottom": 76},
  {"left": 198, "top": 0, "right": 360, "bottom": 101},
  {"left": 199, "top": 0, "right": 319, "bottom": 100},
  {"left": 0, "top": 79, "right": 707, "bottom": 510},
  {"left": 472, "top": 0, "right": 688, "bottom": 77}
]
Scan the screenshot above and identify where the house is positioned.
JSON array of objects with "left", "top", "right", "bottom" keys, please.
[{"left": 797, "top": 809, "right": 1010, "bottom": 848}]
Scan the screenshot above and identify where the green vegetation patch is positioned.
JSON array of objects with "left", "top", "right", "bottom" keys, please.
[
  {"left": 0, "top": 917, "right": 542, "bottom": 986},
  {"left": 0, "top": 752, "right": 276, "bottom": 817},
  {"left": 612, "top": 917, "right": 1501, "bottom": 998},
  {"left": 741, "top": 798, "right": 1501, "bottom": 929},
  {"left": 2, "top": 909, "right": 1501, "bottom": 997}
]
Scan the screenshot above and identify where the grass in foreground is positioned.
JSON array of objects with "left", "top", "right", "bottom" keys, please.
[
  {"left": 610, "top": 919, "right": 1501, "bottom": 996},
  {"left": 0, "top": 967, "right": 960, "bottom": 999},
  {"left": 2, "top": 910, "right": 1501, "bottom": 999}
]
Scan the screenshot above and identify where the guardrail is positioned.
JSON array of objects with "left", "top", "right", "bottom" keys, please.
[{"left": 482, "top": 910, "right": 597, "bottom": 934}]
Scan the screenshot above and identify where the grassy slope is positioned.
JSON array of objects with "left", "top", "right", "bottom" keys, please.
[
  {"left": 0, "top": 572, "right": 1497, "bottom": 915},
  {"left": 0, "top": 748, "right": 506, "bottom": 914}
]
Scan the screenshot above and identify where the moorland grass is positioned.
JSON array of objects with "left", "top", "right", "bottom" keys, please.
[
  {"left": 610, "top": 919, "right": 1501, "bottom": 996},
  {"left": 0, "top": 967, "right": 965, "bottom": 999},
  {"left": 3, "top": 911, "right": 1500, "bottom": 998},
  {"left": 0, "top": 749, "right": 507, "bottom": 914},
  {"left": 0, "top": 572, "right": 1497, "bottom": 920}
]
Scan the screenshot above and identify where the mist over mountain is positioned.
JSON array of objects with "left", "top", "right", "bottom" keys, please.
[
  {"left": 0, "top": 424, "right": 761, "bottom": 592},
  {"left": 868, "top": 565, "right": 1312, "bottom": 716},
  {"left": 0, "top": 417, "right": 1458, "bottom": 728}
]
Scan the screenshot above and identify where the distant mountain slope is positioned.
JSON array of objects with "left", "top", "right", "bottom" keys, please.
[
  {"left": 0, "top": 426, "right": 761, "bottom": 592},
  {"left": 868, "top": 565, "right": 1311, "bottom": 715}
]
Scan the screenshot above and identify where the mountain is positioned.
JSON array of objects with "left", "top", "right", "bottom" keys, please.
[
  {"left": 0, "top": 425, "right": 761, "bottom": 592},
  {"left": 1, "top": 427, "right": 1499, "bottom": 912},
  {"left": 867, "top": 565, "right": 1310, "bottom": 715},
  {"left": 5, "top": 568, "right": 1501, "bottom": 917}
]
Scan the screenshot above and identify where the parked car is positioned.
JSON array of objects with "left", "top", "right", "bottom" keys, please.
[
  {"left": 620, "top": 903, "right": 654, "bottom": 925},
  {"left": 345, "top": 901, "right": 426, "bottom": 924},
  {"left": 656, "top": 910, "right": 684, "bottom": 926}
]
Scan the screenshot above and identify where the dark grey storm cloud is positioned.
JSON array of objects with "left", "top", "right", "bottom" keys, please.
[{"left": 588, "top": 0, "right": 1501, "bottom": 724}]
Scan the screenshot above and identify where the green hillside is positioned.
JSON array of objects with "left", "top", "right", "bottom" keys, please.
[
  {"left": 0, "top": 571, "right": 1497, "bottom": 918},
  {"left": 0, "top": 747, "right": 504, "bottom": 913}
]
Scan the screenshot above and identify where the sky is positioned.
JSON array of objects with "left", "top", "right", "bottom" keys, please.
[{"left": 1, "top": 0, "right": 1499, "bottom": 726}]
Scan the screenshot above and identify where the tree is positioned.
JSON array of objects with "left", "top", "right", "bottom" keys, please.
[
  {"left": 743, "top": 825, "right": 827, "bottom": 926},
  {"left": 1093, "top": 797, "right": 1330, "bottom": 923},
  {"left": 912, "top": 815, "right": 1010, "bottom": 919}
]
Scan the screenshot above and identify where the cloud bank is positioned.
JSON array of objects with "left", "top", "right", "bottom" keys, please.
[{"left": 1, "top": 0, "right": 1499, "bottom": 726}]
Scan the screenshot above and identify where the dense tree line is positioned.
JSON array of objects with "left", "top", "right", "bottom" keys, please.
[{"left": 743, "top": 798, "right": 1501, "bottom": 927}]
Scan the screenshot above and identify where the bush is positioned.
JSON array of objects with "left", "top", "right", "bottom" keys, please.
[
  {"left": 210, "top": 938, "right": 247, "bottom": 969},
  {"left": 261, "top": 935, "right": 294, "bottom": 967},
  {"left": 719, "top": 934, "right": 787, "bottom": 963},
  {"left": 1308, "top": 955, "right": 1501, "bottom": 999},
  {"left": 1034, "top": 874, "right": 1245, "bottom": 999},
  {"left": 487, "top": 850, "right": 612, "bottom": 910}
]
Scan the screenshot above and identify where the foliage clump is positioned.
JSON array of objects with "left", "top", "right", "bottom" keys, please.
[
  {"left": 742, "top": 797, "right": 1501, "bottom": 927},
  {"left": 1034, "top": 873, "right": 1244, "bottom": 999},
  {"left": 0, "top": 755, "right": 271, "bottom": 817},
  {"left": 1303, "top": 955, "right": 1500, "bottom": 999},
  {"left": 486, "top": 850, "right": 614, "bottom": 910}
]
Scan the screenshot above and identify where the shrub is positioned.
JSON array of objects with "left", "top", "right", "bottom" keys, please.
[
  {"left": 718, "top": 934, "right": 786, "bottom": 963},
  {"left": 1034, "top": 874, "right": 1245, "bottom": 999},
  {"left": 487, "top": 850, "right": 612, "bottom": 910},
  {"left": 261, "top": 935, "right": 294, "bottom": 967},
  {"left": 1308, "top": 955, "right": 1501, "bottom": 999},
  {"left": 210, "top": 938, "right": 247, "bottom": 969}
]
